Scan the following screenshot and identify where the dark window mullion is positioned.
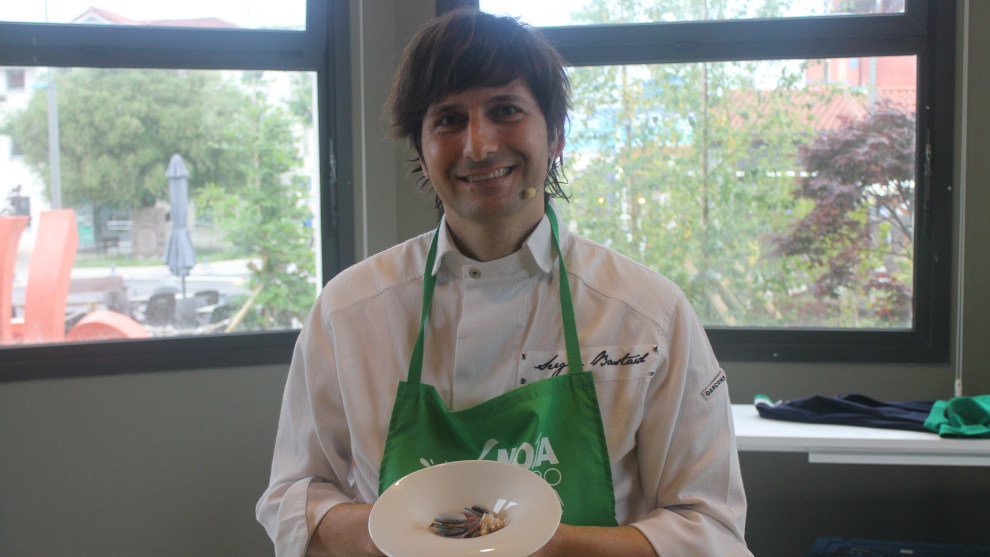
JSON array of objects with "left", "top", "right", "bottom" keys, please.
[
  {"left": 543, "top": 14, "right": 928, "bottom": 49},
  {"left": 904, "top": 0, "right": 931, "bottom": 32},
  {"left": 556, "top": 37, "right": 925, "bottom": 67},
  {"left": 708, "top": 329, "right": 943, "bottom": 362},
  {"left": 0, "top": 331, "right": 299, "bottom": 382},
  {"left": 911, "top": 0, "right": 954, "bottom": 365},
  {"left": 0, "top": 44, "right": 324, "bottom": 71},
  {"left": 546, "top": 15, "right": 928, "bottom": 65},
  {"left": 0, "top": 38, "right": 322, "bottom": 72},
  {"left": 321, "top": 0, "right": 356, "bottom": 280},
  {"left": 0, "top": 23, "right": 322, "bottom": 51}
]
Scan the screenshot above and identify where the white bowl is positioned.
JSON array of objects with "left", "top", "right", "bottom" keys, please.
[{"left": 369, "top": 460, "right": 562, "bottom": 557}]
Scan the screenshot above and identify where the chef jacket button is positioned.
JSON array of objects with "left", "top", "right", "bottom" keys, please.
[{"left": 468, "top": 268, "right": 481, "bottom": 279}]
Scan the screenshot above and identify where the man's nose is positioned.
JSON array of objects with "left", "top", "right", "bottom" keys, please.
[{"left": 464, "top": 117, "right": 498, "bottom": 161}]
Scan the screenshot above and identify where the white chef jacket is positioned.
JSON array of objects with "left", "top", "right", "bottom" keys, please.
[{"left": 257, "top": 207, "right": 751, "bottom": 557}]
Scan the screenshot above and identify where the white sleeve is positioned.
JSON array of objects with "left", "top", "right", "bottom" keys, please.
[
  {"left": 631, "top": 293, "right": 752, "bottom": 556},
  {"left": 256, "top": 295, "right": 356, "bottom": 557}
]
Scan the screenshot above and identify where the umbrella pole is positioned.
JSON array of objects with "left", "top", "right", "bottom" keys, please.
[{"left": 181, "top": 276, "right": 187, "bottom": 298}]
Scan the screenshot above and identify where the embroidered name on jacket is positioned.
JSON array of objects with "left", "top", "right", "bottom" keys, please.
[
  {"left": 701, "top": 370, "right": 727, "bottom": 401},
  {"left": 534, "top": 350, "right": 650, "bottom": 376}
]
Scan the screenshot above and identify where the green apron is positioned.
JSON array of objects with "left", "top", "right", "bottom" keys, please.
[{"left": 377, "top": 204, "right": 617, "bottom": 527}]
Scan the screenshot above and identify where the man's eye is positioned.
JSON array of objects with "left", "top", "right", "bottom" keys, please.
[
  {"left": 436, "top": 114, "right": 461, "bottom": 128},
  {"left": 495, "top": 105, "right": 522, "bottom": 118}
]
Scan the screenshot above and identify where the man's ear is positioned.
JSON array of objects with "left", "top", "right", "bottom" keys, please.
[
  {"left": 416, "top": 148, "right": 431, "bottom": 181},
  {"left": 549, "top": 127, "right": 565, "bottom": 160}
]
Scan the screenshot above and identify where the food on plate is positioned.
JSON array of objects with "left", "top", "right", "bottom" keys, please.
[{"left": 428, "top": 505, "right": 506, "bottom": 538}]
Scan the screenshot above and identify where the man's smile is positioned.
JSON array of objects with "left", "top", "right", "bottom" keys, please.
[{"left": 460, "top": 166, "right": 515, "bottom": 183}]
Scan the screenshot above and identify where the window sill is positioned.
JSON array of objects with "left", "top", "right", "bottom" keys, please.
[
  {"left": 0, "top": 330, "right": 296, "bottom": 383},
  {"left": 731, "top": 404, "right": 990, "bottom": 466}
]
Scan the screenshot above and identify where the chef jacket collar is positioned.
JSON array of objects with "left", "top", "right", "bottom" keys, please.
[{"left": 431, "top": 201, "right": 567, "bottom": 278}]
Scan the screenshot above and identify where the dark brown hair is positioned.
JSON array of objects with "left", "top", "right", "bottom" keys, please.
[{"left": 386, "top": 7, "right": 571, "bottom": 202}]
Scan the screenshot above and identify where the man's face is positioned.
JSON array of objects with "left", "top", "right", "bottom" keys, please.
[{"left": 420, "top": 79, "right": 563, "bottom": 232}]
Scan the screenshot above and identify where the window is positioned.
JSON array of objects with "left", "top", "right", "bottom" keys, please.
[
  {"left": 469, "top": 0, "right": 953, "bottom": 362},
  {"left": 0, "top": 1, "right": 354, "bottom": 381}
]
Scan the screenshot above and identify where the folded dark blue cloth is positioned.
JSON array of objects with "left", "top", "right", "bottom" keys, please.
[{"left": 755, "top": 393, "right": 935, "bottom": 432}]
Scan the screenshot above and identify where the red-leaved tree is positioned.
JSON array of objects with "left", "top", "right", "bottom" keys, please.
[{"left": 776, "top": 100, "right": 915, "bottom": 323}]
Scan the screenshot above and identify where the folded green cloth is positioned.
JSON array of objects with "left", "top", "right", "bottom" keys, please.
[{"left": 923, "top": 395, "right": 990, "bottom": 438}]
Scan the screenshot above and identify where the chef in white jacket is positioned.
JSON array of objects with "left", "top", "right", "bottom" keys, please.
[{"left": 257, "top": 7, "right": 751, "bottom": 557}]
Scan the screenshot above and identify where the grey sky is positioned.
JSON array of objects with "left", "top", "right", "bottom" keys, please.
[{"left": 1, "top": 0, "right": 305, "bottom": 29}]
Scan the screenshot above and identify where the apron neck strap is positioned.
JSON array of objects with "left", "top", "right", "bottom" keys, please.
[
  {"left": 407, "top": 229, "right": 440, "bottom": 385},
  {"left": 546, "top": 203, "right": 585, "bottom": 377},
  {"left": 407, "top": 203, "right": 584, "bottom": 384}
]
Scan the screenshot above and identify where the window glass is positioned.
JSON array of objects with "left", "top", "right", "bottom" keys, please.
[
  {"left": 559, "top": 55, "right": 917, "bottom": 329},
  {"left": 480, "top": 0, "right": 905, "bottom": 26},
  {"left": 1, "top": 66, "right": 321, "bottom": 346},
  {"left": 0, "top": 0, "right": 305, "bottom": 29}
]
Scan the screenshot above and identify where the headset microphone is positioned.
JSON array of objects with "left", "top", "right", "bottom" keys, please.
[{"left": 522, "top": 187, "right": 537, "bottom": 199}]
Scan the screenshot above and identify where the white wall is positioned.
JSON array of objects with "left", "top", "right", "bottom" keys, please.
[
  {"left": 0, "top": 2, "right": 987, "bottom": 556},
  {"left": 351, "top": 0, "right": 438, "bottom": 260}
]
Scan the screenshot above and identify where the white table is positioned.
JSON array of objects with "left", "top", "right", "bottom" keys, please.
[{"left": 731, "top": 404, "right": 990, "bottom": 466}]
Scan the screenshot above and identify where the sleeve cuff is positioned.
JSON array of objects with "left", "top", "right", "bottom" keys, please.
[
  {"left": 630, "top": 508, "right": 752, "bottom": 557},
  {"left": 265, "top": 478, "right": 354, "bottom": 557},
  {"left": 306, "top": 480, "right": 355, "bottom": 534}
]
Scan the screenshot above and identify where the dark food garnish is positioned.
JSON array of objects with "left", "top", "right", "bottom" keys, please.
[{"left": 428, "top": 505, "right": 506, "bottom": 538}]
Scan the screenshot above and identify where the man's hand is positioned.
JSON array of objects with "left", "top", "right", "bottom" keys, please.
[
  {"left": 308, "top": 506, "right": 656, "bottom": 557},
  {"left": 531, "top": 523, "right": 657, "bottom": 557},
  {"left": 309, "top": 503, "right": 383, "bottom": 556}
]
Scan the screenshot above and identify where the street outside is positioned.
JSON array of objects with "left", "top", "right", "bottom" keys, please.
[{"left": 9, "top": 248, "right": 259, "bottom": 337}]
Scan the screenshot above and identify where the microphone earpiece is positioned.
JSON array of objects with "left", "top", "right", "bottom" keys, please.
[{"left": 522, "top": 187, "right": 537, "bottom": 199}]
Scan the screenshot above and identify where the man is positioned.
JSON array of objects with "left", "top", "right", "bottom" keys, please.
[{"left": 257, "top": 8, "right": 750, "bottom": 556}]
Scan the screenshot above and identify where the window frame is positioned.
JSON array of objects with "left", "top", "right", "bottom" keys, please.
[
  {"left": 459, "top": 0, "right": 954, "bottom": 363},
  {"left": 0, "top": 0, "right": 355, "bottom": 382}
]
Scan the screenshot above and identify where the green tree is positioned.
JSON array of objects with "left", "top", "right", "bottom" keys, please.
[
  {"left": 558, "top": 0, "right": 835, "bottom": 326},
  {"left": 198, "top": 78, "right": 316, "bottom": 331},
  {"left": 286, "top": 73, "right": 315, "bottom": 125},
  {"left": 2, "top": 68, "right": 253, "bottom": 209},
  {"left": 775, "top": 101, "right": 915, "bottom": 326}
]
